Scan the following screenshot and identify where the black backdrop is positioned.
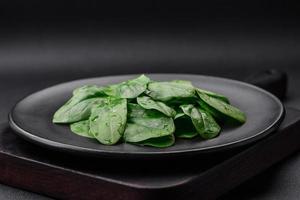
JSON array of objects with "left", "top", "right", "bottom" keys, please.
[{"left": 0, "top": 0, "right": 300, "bottom": 18}]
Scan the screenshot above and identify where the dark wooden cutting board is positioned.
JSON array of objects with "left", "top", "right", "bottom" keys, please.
[{"left": 0, "top": 107, "right": 300, "bottom": 200}]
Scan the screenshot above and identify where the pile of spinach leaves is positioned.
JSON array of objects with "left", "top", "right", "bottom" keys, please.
[{"left": 53, "top": 75, "right": 246, "bottom": 147}]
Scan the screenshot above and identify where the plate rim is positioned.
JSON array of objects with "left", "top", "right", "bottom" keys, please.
[{"left": 8, "top": 73, "right": 285, "bottom": 157}]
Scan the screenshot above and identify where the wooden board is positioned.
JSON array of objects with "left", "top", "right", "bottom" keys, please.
[{"left": 0, "top": 108, "right": 300, "bottom": 200}]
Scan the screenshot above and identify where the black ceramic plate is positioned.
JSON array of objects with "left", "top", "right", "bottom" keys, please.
[{"left": 9, "top": 74, "right": 284, "bottom": 159}]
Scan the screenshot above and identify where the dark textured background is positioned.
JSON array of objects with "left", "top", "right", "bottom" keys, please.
[{"left": 0, "top": 0, "right": 300, "bottom": 199}]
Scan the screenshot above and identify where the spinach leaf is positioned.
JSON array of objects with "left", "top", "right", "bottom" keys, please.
[
  {"left": 124, "top": 103, "right": 175, "bottom": 147},
  {"left": 167, "top": 96, "right": 199, "bottom": 107},
  {"left": 146, "top": 80, "right": 195, "bottom": 101},
  {"left": 174, "top": 115, "right": 198, "bottom": 138},
  {"left": 180, "top": 104, "right": 221, "bottom": 139},
  {"left": 170, "top": 80, "right": 229, "bottom": 103},
  {"left": 197, "top": 92, "right": 246, "bottom": 124},
  {"left": 125, "top": 103, "right": 147, "bottom": 117},
  {"left": 72, "top": 85, "right": 106, "bottom": 97},
  {"left": 137, "top": 96, "right": 176, "bottom": 117},
  {"left": 139, "top": 135, "right": 175, "bottom": 147},
  {"left": 89, "top": 98, "right": 127, "bottom": 145},
  {"left": 196, "top": 88, "right": 230, "bottom": 103},
  {"left": 197, "top": 99, "right": 224, "bottom": 121},
  {"left": 53, "top": 85, "right": 105, "bottom": 123},
  {"left": 53, "top": 97, "right": 107, "bottom": 123},
  {"left": 174, "top": 111, "right": 185, "bottom": 119},
  {"left": 70, "top": 120, "right": 94, "bottom": 138},
  {"left": 103, "top": 74, "right": 150, "bottom": 99}
]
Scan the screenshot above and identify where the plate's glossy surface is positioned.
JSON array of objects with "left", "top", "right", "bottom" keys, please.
[{"left": 9, "top": 74, "right": 284, "bottom": 158}]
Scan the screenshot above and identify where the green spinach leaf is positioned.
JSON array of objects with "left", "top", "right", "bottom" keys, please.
[
  {"left": 137, "top": 96, "right": 176, "bottom": 117},
  {"left": 146, "top": 80, "right": 195, "bottom": 101},
  {"left": 196, "top": 88, "right": 229, "bottom": 103},
  {"left": 197, "top": 99, "right": 224, "bottom": 121},
  {"left": 174, "top": 111, "right": 185, "bottom": 119},
  {"left": 70, "top": 120, "right": 94, "bottom": 138},
  {"left": 174, "top": 115, "right": 198, "bottom": 138},
  {"left": 197, "top": 92, "right": 246, "bottom": 124},
  {"left": 180, "top": 104, "right": 221, "bottom": 139},
  {"left": 89, "top": 98, "right": 127, "bottom": 145},
  {"left": 103, "top": 74, "right": 150, "bottom": 99},
  {"left": 124, "top": 103, "right": 175, "bottom": 147},
  {"left": 139, "top": 135, "right": 175, "bottom": 147},
  {"left": 72, "top": 85, "right": 106, "bottom": 97},
  {"left": 53, "top": 97, "right": 107, "bottom": 123}
]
